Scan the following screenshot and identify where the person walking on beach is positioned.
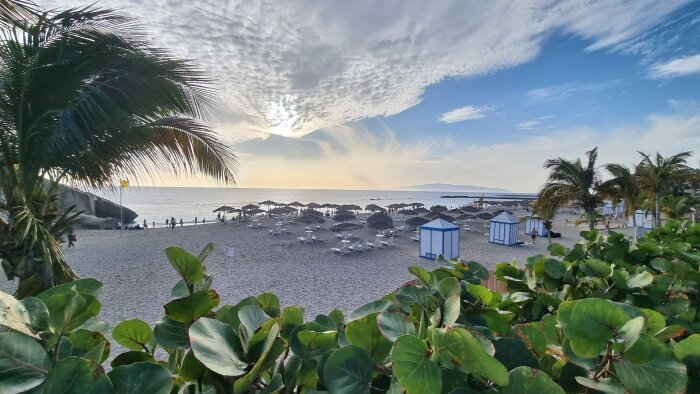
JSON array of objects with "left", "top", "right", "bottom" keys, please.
[
  {"left": 179, "top": 218, "right": 183, "bottom": 227},
  {"left": 152, "top": 221, "right": 155, "bottom": 229},
  {"left": 217, "top": 212, "right": 221, "bottom": 222},
  {"left": 194, "top": 217, "right": 198, "bottom": 226},
  {"left": 170, "top": 216, "right": 176, "bottom": 230},
  {"left": 202, "top": 217, "right": 206, "bottom": 224},
  {"left": 531, "top": 227, "right": 537, "bottom": 245},
  {"left": 143, "top": 219, "right": 148, "bottom": 229},
  {"left": 165, "top": 218, "right": 169, "bottom": 227}
]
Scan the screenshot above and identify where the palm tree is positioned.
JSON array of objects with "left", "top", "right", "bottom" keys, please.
[
  {"left": 537, "top": 147, "right": 602, "bottom": 230},
  {"left": 0, "top": 5, "right": 237, "bottom": 297},
  {"left": 637, "top": 151, "right": 692, "bottom": 227},
  {"left": 532, "top": 199, "right": 555, "bottom": 244},
  {"left": 599, "top": 164, "right": 641, "bottom": 227}
]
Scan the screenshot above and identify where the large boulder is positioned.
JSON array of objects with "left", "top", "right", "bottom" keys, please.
[{"left": 48, "top": 182, "right": 138, "bottom": 223}]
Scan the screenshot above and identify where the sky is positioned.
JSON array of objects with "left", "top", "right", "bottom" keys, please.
[{"left": 44, "top": 0, "right": 700, "bottom": 192}]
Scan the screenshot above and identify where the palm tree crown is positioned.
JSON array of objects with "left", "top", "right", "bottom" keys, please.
[
  {"left": 0, "top": 5, "right": 237, "bottom": 297},
  {"left": 637, "top": 151, "right": 692, "bottom": 227},
  {"left": 537, "top": 147, "right": 602, "bottom": 230}
]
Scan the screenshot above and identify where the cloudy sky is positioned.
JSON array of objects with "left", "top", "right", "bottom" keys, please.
[{"left": 45, "top": 0, "right": 700, "bottom": 191}]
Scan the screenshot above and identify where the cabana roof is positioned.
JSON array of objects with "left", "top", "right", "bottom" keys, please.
[
  {"left": 420, "top": 218, "right": 459, "bottom": 231},
  {"left": 490, "top": 211, "right": 519, "bottom": 224}
]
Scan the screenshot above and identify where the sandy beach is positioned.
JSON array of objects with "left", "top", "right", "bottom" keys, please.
[{"left": 0, "top": 211, "right": 636, "bottom": 331}]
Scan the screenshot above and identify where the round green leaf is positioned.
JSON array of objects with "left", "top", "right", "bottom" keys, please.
[
  {"left": 391, "top": 335, "right": 441, "bottom": 394},
  {"left": 674, "top": 334, "right": 700, "bottom": 361},
  {"left": 165, "top": 246, "right": 204, "bottom": 285},
  {"left": 377, "top": 311, "right": 415, "bottom": 341},
  {"left": 614, "top": 356, "right": 687, "bottom": 394},
  {"left": 108, "top": 361, "right": 172, "bottom": 394},
  {"left": 181, "top": 350, "right": 206, "bottom": 382},
  {"left": 289, "top": 322, "right": 332, "bottom": 358},
  {"left": 40, "top": 356, "right": 112, "bottom": 393},
  {"left": 346, "top": 313, "right": 392, "bottom": 363},
  {"left": 501, "top": 366, "right": 564, "bottom": 394},
  {"left": 66, "top": 329, "right": 111, "bottom": 363},
  {"left": 112, "top": 319, "right": 153, "bottom": 351},
  {"left": 36, "top": 278, "right": 103, "bottom": 300},
  {"left": 558, "top": 299, "right": 630, "bottom": 358},
  {"left": 579, "top": 259, "right": 612, "bottom": 278},
  {"left": 20, "top": 297, "right": 49, "bottom": 332},
  {"left": 0, "top": 291, "right": 39, "bottom": 337},
  {"left": 544, "top": 258, "right": 566, "bottom": 279},
  {"left": 238, "top": 305, "right": 271, "bottom": 339},
  {"left": 323, "top": 345, "right": 373, "bottom": 394},
  {"left": 164, "top": 289, "right": 220, "bottom": 323},
  {"left": 154, "top": 316, "right": 189, "bottom": 349},
  {"left": 626, "top": 272, "right": 654, "bottom": 288},
  {"left": 348, "top": 299, "right": 391, "bottom": 321},
  {"left": 110, "top": 351, "right": 155, "bottom": 369},
  {"left": 189, "top": 317, "right": 247, "bottom": 376},
  {"left": 0, "top": 332, "right": 50, "bottom": 393}
]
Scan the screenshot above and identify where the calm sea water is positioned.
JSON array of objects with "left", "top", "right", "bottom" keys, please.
[{"left": 98, "top": 187, "right": 535, "bottom": 225}]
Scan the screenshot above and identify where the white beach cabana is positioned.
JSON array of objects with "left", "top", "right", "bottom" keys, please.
[
  {"left": 524, "top": 216, "right": 547, "bottom": 237},
  {"left": 602, "top": 201, "right": 625, "bottom": 217},
  {"left": 489, "top": 212, "right": 520, "bottom": 245},
  {"left": 419, "top": 218, "right": 460, "bottom": 259},
  {"left": 628, "top": 209, "right": 654, "bottom": 229}
]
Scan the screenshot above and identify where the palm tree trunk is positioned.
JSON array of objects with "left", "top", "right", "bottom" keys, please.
[{"left": 654, "top": 196, "right": 661, "bottom": 228}]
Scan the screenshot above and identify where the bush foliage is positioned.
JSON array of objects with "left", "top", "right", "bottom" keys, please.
[{"left": 0, "top": 221, "right": 698, "bottom": 393}]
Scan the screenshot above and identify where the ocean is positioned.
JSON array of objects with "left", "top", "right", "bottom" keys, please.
[{"left": 99, "top": 187, "right": 536, "bottom": 225}]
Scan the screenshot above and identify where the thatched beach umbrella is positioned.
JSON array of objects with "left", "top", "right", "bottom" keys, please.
[
  {"left": 448, "top": 208, "right": 463, "bottom": 215},
  {"left": 426, "top": 212, "right": 455, "bottom": 222},
  {"left": 415, "top": 207, "right": 430, "bottom": 214},
  {"left": 476, "top": 212, "right": 495, "bottom": 220},
  {"left": 397, "top": 209, "right": 417, "bottom": 215},
  {"left": 365, "top": 203, "right": 385, "bottom": 212},
  {"left": 333, "top": 211, "right": 357, "bottom": 222},
  {"left": 462, "top": 206, "right": 480, "bottom": 213},
  {"left": 213, "top": 205, "right": 232, "bottom": 213},
  {"left": 409, "top": 202, "right": 425, "bottom": 209},
  {"left": 287, "top": 201, "right": 305, "bottom": 208},
  {"left": 268, "top": 206, "right": 293, "bottom": 215},
  {"left": 337, "top": 204, "right": 361, "bottom": 212},
  {"left": 406, "top": 216, "right": 430, "bottom": 227},
  {"left": 241, "top": 204, "right": 259, "bottom": 211},
  {"left": 296, "top": 214, "right": 325, "bottom": 224},
  {"left": 248, "top": 208, "right": 265, "bottom": 215},
  {"left": 457, "top": 213, "right": 476, "bottom": 220},
  {"left": 330, "top": 222, "right": 364, "bottom": 232},
  {"left": 306, "top": 202, "right": 322, "bottom": 210},
  {"left": 259, "top": 200, "right": 277, "bottom": 210},
  {"left": 367, "top": 212, "right": 394, "bottom": 229},
  {"left": 430, "top": 205, "right": 448, "bottom": 213},
  {"left": 303, "top": 209, "right": 324, "bottom": 217}
]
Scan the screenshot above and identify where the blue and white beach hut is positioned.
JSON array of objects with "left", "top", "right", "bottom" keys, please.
[
  {"left": 489, "top": 212, "right": 520, "bottom": 245},
  {"left": 628, "top": 210, "right": 654, "bottom": 229},
  {"left": 419, "top": 218, "right": 460, "bottom": 259},
  {"left": 602, "top": 201, "right": 625, "bottom": 217},
  {"left": 524, "top": 216, "right": 547, "bottom": 237}
]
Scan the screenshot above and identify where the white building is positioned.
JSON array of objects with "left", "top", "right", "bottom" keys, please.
[
  {"left": 602, "top": 201, "right": 625, "bottom": 217},
  {"left": 628, "top": 209, "right": 654, "bottom": 229},
  {"left": 419, "top": 218, "right": 460, "bottom": 259},
  {"left": 524, "top": 216, "right": 548, "bottom": 237},
  {"left": 489, "top": 212, "right": 520, "bottom": 246}
]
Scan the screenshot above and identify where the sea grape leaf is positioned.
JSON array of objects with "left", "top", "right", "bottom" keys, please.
[
  {"left": 345, "top": 313, "right": 392, "bottom": 363},
  {"left": 110, "top": 351, "right": 155, "bottom": 368},
  {"left": 442, "top": 295, "right": 460, "bottom": 327},
  {"left": 500, "top": 366, "right": 564, "bottom": 394},
  {"left": 391, "top": 335, "right": 441, "bottom": 394},
  {"left": 0, "top": 291, "right": 39, "bottom": 337},
  {"left": 107, "top": 361, "right": 172, "bottom": 394},
  {"left": 164, "top": 289, "right": 220, "bottom": 323},
  {"left": 377, "top": 311, "right": 415, "bottom": 341},
  {"left": 493, "top": 337, "right": 539, "bottom": 371},
  {"left": 408, "top": 266, "right": 438, "bottom": 291},
  {"left": 297, "top": 330, "right": 338, "bottom": 360},
  {"left": 348, "top": 299, "right": 391, "bottom": 321},
  {"left": 396, "top": 286, "right": 438, "bottom": 312},
  {"left": 20, "top": 297, "right": 49, "bottom": 332},
  {"left": 180, "top": 350, "right": 206, "bottom": 381},
  {"left": 39, "top": 356, "right": 112, "bottom": 394},
  {"left": 112, "top": 319, "right": 153, "bottom": 351},
  {"left": 618, "top": 316, "right": 645, "bottom": 351},
  {"left": 544, "top": 258, "right": 566, "bottom": 279},
  {"left": 189, "top": 317, "right": 247, "bottom": 376},
  {"left": 216, "top": 296, "right": 259, "bottom": 331},
  {"left": 289, "top": 322, "right": 330, "bottom": 359},
  {"left": 234, "top": 324, "right": 281, "bottom": 394},
  {"left": 626, "top": 272, "right": 654, "bottom": 288},
  {"left": 579, "top": 259, "right": 612, "bottom": 277},
  {"left": 238, "top": 305, "right": 271, "bottom": 341},
  {"left": 36, "top": 278, "right": 102, "bottom": 300},
  {"left": 465, "top": 283, "right": 493, "bottom": 305},
  {"left": 674, "top": 334, "right": 700, "bottom": 360},
  {"left": 257, "top": 293, "right": 281, "bottom": 317},
  {"left": 613, "top": 356, "right": 687, "bottom": 394},
  {"left": 322, "top": 345, "right": 373, "bottom": 394},
  {"left": 154, "top": 316, "right": 189, "bottom": 349},
  {"left": 164, "top": 246, "right": 204, "bottom": 285},
  {"left": 575, "top": 377, "right": 626, "bottom": 394},
  {"left": 66, "top": 329, "right": 110, "bottom": 364},
  {"left": 0, "top": 332, "right": 50, "bottom": 393},
  {"left": 558, "top": 299, "right": 630, "bottom": 358},
  {"left": 438, "top": 277, "right": 461, "bottom": 298}
]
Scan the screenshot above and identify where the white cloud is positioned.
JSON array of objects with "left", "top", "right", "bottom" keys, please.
[
  {"left": 518, "top": 116, "right": 554, "bottom": 129},
  {"left": 649, "top": 53, "right": 700, "bottom": 78},
  {"left": 41, "top": 0, "right": 690, "bottom": 139},
  {"left": 439, "top": 105, "right": 493, "bottom": 123}
]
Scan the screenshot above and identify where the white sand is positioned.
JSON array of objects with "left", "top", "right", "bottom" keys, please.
[{"left": 1, "top": 212, "right": 635, "bottom": 331}]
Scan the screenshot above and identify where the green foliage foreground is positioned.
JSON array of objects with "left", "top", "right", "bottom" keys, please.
[{"left": 0, "top": 221, "right": 699, "bottom": 393}]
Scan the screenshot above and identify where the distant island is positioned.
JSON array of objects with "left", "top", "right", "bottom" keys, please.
[{"left": 399, "top": 183, "right": 510, "bottom": 193}]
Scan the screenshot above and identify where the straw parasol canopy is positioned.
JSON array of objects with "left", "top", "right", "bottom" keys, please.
[
  {"left": 330, "top": 222, "right": 363, "bottom": 232},
  {"left": 296, "top": 214, "right": 325, "bottom": 224},
  {"left": 259, "top": 200, "right": 278, "bottom": 210},
  {"left": 287, "top": 201, "right": 305, "bottom": 208},
  {"left": 415, "top": 207, "right": 429, "bottom": 214},
  {"left": 409, "top": 202, "right": 425, "bottom": 209},
  {"left": 365, "top": 203, "right": 385, "bottom": 212},
  {"left": 456, "top": 213, "right": 476, "bottom": 220},
  {"left": 241, "top": 204, "right": 259, "bottom": 211},
  {"left": 248, "top": 208, "right": 265, "bottom": 215},
  {"left": 448, "top": 208, "right": 463, "bottom": 215},
  {"left": 333, "top": 211, "right": 357, "bottom": 222},
  {"left": 226, "top": 208, "right": 241, "bottom": 213},
  {"left": 476, "top": 212, "right": 495, "bottom": 220},
  {"left": 396, "top": 203, "right": 409, "bottom": 209},
  {"left": 425, "top": 212, "right": 455, "bottom": 222},
  {"left": 268, "top": 206, "right": 296, "bottom": 215},
  {"left": 303, "top": 209, "right": 324, "bottom": 217},
  {"left": 213, "top": 205, "right": 233, "bottom": 213},
  {"left": 406, "top": 216, "right": 430, "bottom": 227},
  {"left": 367, "top": 212, "right": 394, "bottom": 229},
  {"left": 306, "top": 202, "right": 322, "bottom": 209},
  {"left": 462, "top": 206, "right": 480, "bottom": 212},
  {"left": 321, "top": 203, "right": 335, "bottom": 208},
  {"left": 337, "top": 204, "right": 361, "bottom": 212},
  {"left": 397, "top": 209, "right": 417, "bottom": 215},
  {"left": 429, "top": 205, "right": 448, "bottom": 213}
]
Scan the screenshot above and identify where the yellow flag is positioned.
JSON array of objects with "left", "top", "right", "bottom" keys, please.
[{"left": 120, "top": 179, "right": 129, "bottom": 189}]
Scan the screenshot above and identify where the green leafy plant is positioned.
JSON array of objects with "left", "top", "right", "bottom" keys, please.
[{"left": 0, "top": 223, "right": 697, "bottom": 393}]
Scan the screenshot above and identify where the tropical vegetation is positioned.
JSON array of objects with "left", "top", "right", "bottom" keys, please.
[
  {"left": 1, "top": 220, "right": 698, "bottom": 393},
  {"left": 0, "top": 4, "right": 237, "bottom": 298}
]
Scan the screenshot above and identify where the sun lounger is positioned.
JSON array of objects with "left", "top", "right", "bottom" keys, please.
[
  {"left": 311, "top": 236, "right": 324, "bottom": 242},
  {"left": 330, "top": 247, "right": 341, "bottom": 253},
  {"left": 410, "top": 236, "right": 420, "bottom": 242},
  {"left": 366, "top": 242, "right": 375, "bottom": 248}
]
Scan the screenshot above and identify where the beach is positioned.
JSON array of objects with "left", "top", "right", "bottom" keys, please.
[{"left": 0, "top": 211, "right": 635, "bottom": 330}]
